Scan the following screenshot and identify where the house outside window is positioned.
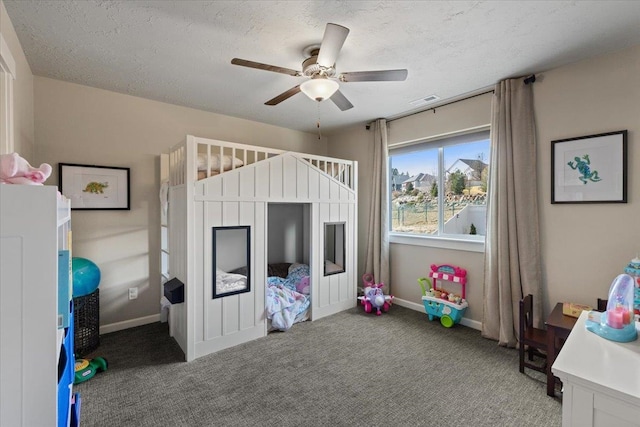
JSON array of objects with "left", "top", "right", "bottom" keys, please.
[{"left": 389, "top": 128, "right": 490, "bottom": 242}]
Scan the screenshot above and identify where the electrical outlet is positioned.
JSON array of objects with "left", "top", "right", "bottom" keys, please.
[{"left": 128, "top": 287, "right": 138, "bottom": 300}]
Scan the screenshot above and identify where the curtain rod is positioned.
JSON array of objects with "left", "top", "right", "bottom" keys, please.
[
  {"left": 387, "top": 89, "right": 494, "bottom": 124},
  {"left": 366, "top": 75, "right": 536, "bottom": 129}
]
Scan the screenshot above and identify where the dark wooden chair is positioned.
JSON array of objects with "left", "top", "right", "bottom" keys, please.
[
  {"left": 519, "top": 294, "right": 548, "bottom": 374},
  {"left": 597, "top": 298, "right": 608, "bottom": 312}
]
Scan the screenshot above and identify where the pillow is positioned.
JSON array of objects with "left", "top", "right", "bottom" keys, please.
[
  {"left": 288, "top": 263, "right": 310, "bottom": 277},
  {"left": 197, "top": 153, "right": 244, "bottom": 172},
  {"left": 267, "top": 263, "right": 292, "bottom": 279}
]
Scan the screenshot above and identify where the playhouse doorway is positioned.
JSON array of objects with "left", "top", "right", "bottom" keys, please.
[{"left": 266, "top": 203, "right": 313, "bottom": 329}]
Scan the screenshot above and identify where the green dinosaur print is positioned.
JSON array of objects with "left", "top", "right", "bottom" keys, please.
[{"left": 83, "top": 181, "right": 109, "bottom": 194}]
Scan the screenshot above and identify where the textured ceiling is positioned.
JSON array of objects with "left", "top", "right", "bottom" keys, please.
[{"left": 5, "top": 1, "right": 640, "bottom": 135}]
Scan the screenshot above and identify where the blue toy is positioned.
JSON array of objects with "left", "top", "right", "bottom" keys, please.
[
  {"left": 72, "top": 257, "right": 101, "bottom": 297},
  {"left": 623, "top": 255, "right": 640, "bottom": 320},
  {"left": 357, "top": 273, "right": 393, "bottom": 315}
]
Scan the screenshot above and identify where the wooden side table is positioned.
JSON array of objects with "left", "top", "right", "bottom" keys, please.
[{"left": 545, "top": 302, "right": 578, "bottom": 396}]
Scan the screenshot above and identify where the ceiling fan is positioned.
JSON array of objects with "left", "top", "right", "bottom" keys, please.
[{"left": 231, "top": 23, "right": 408, "bottom": 111}]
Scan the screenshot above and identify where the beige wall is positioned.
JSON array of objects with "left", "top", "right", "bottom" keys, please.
[
  {"left": 536, "top": 44, "right": 639, "bottom": 315},
  {"left": 329, "top": 45, "right": 640, "bottom": 324},
  {"left": 319, "top": 119, "right": 487, "bottom": 323},
  {"left": 34, "top": 77, "right": 327, "bottom": 328},
  {"left": 0, "top": 0, "right": 33, "bottom": 158},
  {"left": 387, "top": 92, "right": 493, "bottom": 145},
  {"left": 324, "top": 124, "right": 372, "bottom": 279},
  {"left": 329, "top": 93, "right": 492, "bottom": 323},
  {"left": 388, "top": 94, "right": 492, "bottom": 322}
]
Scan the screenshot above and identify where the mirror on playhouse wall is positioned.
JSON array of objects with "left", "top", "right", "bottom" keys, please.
[
  {"left": 212, "top": 226, "right": 251, "bottom": 299},
  {"left": 324, "top": 222, "right": 346, "bottom": 276}
]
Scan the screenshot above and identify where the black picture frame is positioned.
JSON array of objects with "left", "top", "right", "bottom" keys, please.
[
  {"left": 212, "top": 226, "right": 251, "bottom": 299},
  {"left": 59, "top": 163, "right": 130, "bottom": 210},
  {"left": 551, "top": 130, "right": 627, "bottom": 204}
]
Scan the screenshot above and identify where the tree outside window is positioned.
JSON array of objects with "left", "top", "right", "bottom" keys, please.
[{"left": 448, "top": 170, "right": 467, "bottom": 195}]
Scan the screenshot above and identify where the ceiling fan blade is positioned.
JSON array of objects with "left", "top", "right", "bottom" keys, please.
[
  {"left": 340, "top": 69, "right": 408, "bottom": 82},
  {"left": 231, "top": 58, "right": 300, "bottom": 76},
  {"left": 265, "top": 85, "right": 302, "bottom": 105},
  {"left": 316, "top": 23, "right": 350, "bottom": 68},
  {"left": 330, "top": 89, "right": 354, "bottom": 111}
]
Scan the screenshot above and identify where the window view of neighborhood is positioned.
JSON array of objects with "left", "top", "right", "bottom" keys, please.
[{"left": 390, "top": 136, "right": 490, "bottom": 237}]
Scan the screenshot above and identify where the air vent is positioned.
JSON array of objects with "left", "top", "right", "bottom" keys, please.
[{"left": 409, "top": 95, "right": 440, "bottom": 107}]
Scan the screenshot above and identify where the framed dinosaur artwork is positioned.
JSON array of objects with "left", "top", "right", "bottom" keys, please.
[
  {"left": 59, "top": 163, "right": 130, "bottom": 210},
  {"left": 551, "top": 130, "right": 627, "bottom": 204}
]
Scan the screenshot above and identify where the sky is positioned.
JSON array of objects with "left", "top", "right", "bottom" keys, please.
[{"left": 390, "top": 139, "right": 490, "bottom": 177}]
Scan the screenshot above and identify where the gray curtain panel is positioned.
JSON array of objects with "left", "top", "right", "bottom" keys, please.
[
  {"left": 364, "top": 118, "right": 390, "bottom": 293},
  {"left": 482, "top": 78, "right": 542, "bottom": 347}
]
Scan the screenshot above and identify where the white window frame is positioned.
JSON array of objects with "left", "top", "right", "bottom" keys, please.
[
  {"left": 0, "top": 31, "right": 16, "bottom": 155},
  {"left": 388, "top": 125, "right": 490, "bottom": 253}
]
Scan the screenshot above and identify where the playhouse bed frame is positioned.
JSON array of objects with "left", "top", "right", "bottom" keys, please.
[{"left": 165, "top": 135, "right": 358, "bottom": 361}]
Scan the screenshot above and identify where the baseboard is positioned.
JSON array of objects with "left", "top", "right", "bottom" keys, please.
[
  {"left": 393, "top": 297, "right": 482, "bottom": 331},
  {"left": 99, "top": 303, "right": 482, "bottom": 335},
  {"left": 100, "top": 314, "right": 161, "bottom": 335}
]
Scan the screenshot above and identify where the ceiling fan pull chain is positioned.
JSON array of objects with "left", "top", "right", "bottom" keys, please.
[{"left": 316, "top": 102, "right": 322, "bottom": 140}]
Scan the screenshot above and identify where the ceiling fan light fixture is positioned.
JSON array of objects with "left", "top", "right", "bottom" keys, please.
[
  {"left": 231, "top": 23, "right": 406, "bottom": 110},
  {"left": 300, "top": 77, "right": 339, "bottom": 102}
]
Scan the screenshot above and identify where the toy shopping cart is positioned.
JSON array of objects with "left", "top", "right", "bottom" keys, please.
[{"left": 417, "top": 264, "right": 468, "bottom": 328}]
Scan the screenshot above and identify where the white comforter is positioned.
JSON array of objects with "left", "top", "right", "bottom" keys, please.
[
  {"left": 265, "top": 264, "right": 311, "bottom": 331},
  {"left": 266, "top": 284, "right": 308, "bottom": 331}
]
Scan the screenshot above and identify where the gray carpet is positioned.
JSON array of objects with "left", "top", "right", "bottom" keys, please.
[{"left": 76, "top": 305, "right": 560, "bottom": 426}]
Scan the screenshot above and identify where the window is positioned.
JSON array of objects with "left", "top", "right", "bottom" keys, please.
[{"left": 389, "top": 129, "right": 490, "bottom": 242}]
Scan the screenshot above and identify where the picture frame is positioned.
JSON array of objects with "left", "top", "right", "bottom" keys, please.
[
  {"left": 551, "top": 130, "right": 627, "bottom": 204},
  {"left": 59, "top": 163, "right": 130, "bottom": 210}
]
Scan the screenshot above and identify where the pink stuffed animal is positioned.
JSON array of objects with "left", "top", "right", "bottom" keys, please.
[
  {"left": 296, "top": 276, "right": 310, "bottom": 295},
  {"left": 0, "top": 153, "right": 52, "bottom": 185}
]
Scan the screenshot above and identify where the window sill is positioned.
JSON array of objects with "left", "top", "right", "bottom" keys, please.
[{"left": 389, "top": 233, "right": 485, "bottom": 253}]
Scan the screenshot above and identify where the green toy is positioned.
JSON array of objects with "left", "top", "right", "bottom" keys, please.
[{"left": 74, "top": 357, "right": 108, "bottom": 384}]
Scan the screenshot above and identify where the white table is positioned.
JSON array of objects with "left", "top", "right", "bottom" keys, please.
[{"left": 552, "top": 311, "right": 640, "bottom": 426}]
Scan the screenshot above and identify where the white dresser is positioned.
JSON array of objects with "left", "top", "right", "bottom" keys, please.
[
  {"left": 0, "top": 185, "right": 75, "bottom": 426},
  {"left": 552, "top": 311, "right": 640, "bottom": 427}
]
